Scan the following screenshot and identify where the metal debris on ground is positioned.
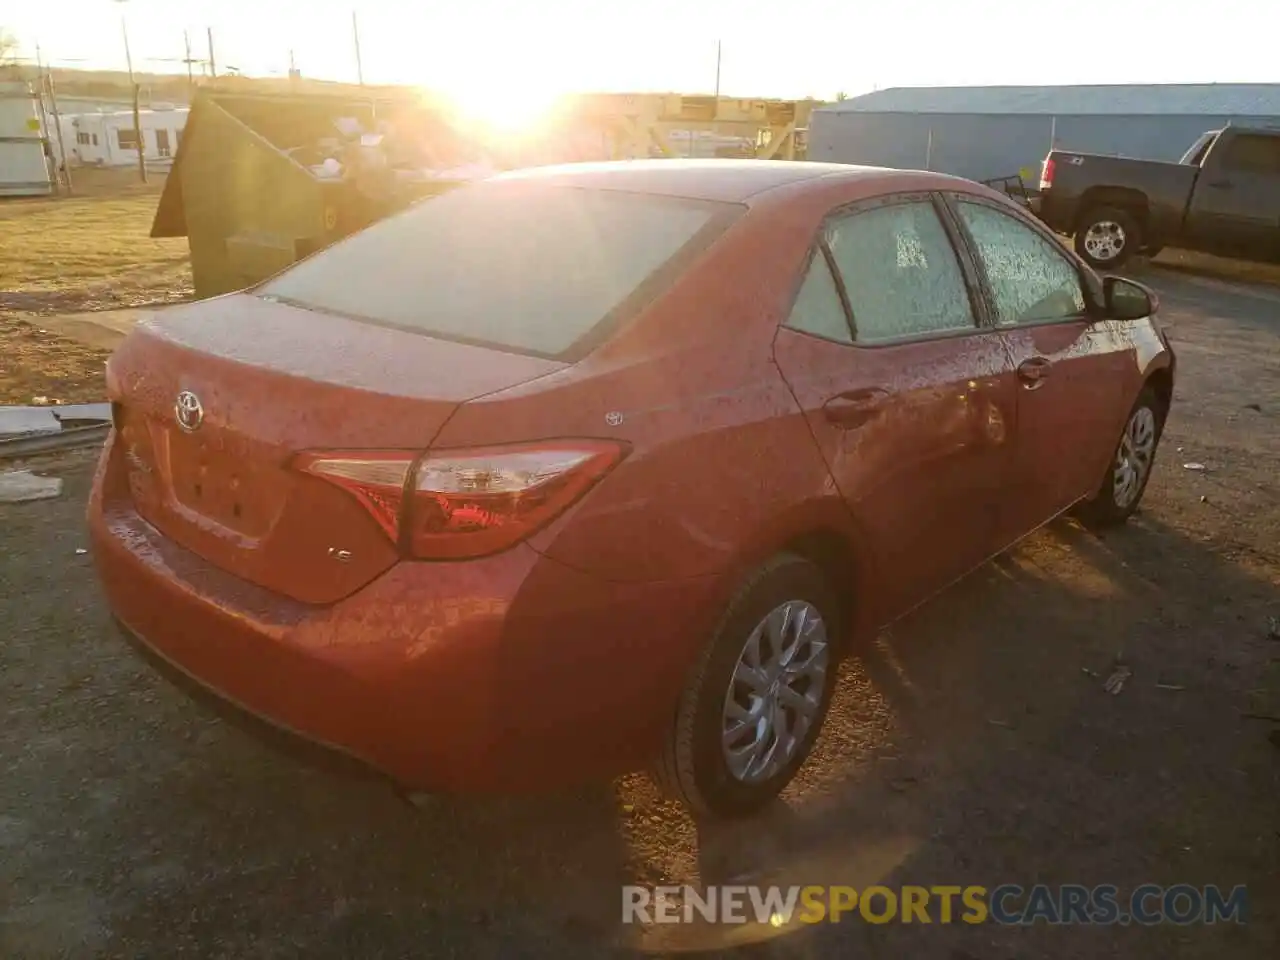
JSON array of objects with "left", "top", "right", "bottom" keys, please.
[
  {"left": 51, "top": 402, "right": 111, "bottom": 423},
  {"left": 1104, "top": 664, "right": 1132, "bottom": 695},
  {"left": 0, "top": 403, "right": 111, "bottom": 437},
  {"left": 1155, "top": 683, "right": 1186, "bottom": 691},
  {"left": 1183, "top": 462, "right": 1207, "bottom": 471},
  {"left": 0, "top": 470, "right": 63, "bottom": 503},
  {"left": 0, "top": 406, "right": 61, "bottom": 437},
  {"left": 0, "top": 403, "right": 114, "bottom": 460}
]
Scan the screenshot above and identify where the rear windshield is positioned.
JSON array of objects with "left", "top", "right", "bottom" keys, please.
[{"left": 259, "top": 181, "right": 735, "bottom": 358}]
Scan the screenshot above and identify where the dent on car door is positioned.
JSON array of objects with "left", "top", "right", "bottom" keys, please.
[
  {"left": 947, "top": 196, "right": 1131, "bottom": 540},
  {"left": 772, "top": 196, "right": 1017, "bottom": 624}
]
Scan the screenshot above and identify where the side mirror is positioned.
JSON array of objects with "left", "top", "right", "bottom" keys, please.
[{"left": 1103, "top": 276, "right": 1158, "bottom": 320}]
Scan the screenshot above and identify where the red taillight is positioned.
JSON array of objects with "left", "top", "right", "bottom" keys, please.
[
  {"left": 1039, "top": 157, "right": 1056, "bottom": 191},
  {"left": 294, "top": 441, "right": 625, "bottom": 561},
  {"left": 294, "top": 450, "right": 417, "bottom": 542}
]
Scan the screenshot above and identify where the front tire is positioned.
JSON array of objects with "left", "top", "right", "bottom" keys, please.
[
  {"left": 1077, "top": 386, "right": 1165, "bottom": 528},
  {"left": 653, "top": 554, "right": 841, "bottom": 819},
  {"left": 1075, "top": 205, "right": 1141, "bottom": 270}
]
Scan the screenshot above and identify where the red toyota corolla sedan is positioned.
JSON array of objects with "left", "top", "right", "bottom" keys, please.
[{"left": 89, "top": 160, "right": 1175, "bottom": 818}]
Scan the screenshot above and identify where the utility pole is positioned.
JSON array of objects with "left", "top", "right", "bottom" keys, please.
[
  {"left": 207, "top": 26, "right": 217, "bottom": 78},
  {"left": 714, "top": 40, "right": 722, "bottom": 101},
  {"left": 115, "top": 0, "right": 147, "bottom": 183},
  {"left": 39, "top": 46, "right": 73, "bottom": 194},
  {"left": 351, "top": 10, "right": 365, "bottom": 85},
  {"left": 706, "top": 40, "right": 722, "bottom": 159},
  {"left": 32, "top": 44, "right": 58, "bottom": 193},
  {"left": 183, "top": 29, "right": 194, "bottom": 90}
]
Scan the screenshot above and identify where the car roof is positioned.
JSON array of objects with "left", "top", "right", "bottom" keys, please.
[{"left": 490, "top": 159, "right": 949, "bottom": 204}]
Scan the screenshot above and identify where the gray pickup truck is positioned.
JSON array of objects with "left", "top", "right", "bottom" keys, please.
[{"left": 1035, "top": 125, "right": 1280, "bottom": 269}]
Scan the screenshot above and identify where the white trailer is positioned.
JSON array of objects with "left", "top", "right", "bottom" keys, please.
[
  {"left": 0, "top": 81, "right": 53, "bottom": 197},
  {"left": 59, "top": 105, "right": 189, "bottom": 168}
]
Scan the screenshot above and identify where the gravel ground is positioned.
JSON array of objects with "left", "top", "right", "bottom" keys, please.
[{"left": 1, "top": 269, "right": 1277, "bottom": 959}]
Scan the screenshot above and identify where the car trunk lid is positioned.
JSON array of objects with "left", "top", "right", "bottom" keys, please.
[{"left": 108, "top": 294, "right": 565, "bottom": 604}]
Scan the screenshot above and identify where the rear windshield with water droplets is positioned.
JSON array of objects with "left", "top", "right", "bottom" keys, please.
[{"left": 258, "top": 181, "right": 736, "bottom": 359}]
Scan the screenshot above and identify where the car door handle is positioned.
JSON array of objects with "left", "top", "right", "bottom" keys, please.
[
  {"left": 1017, "top": 357, "right": 1052, "bottom": 389},
  {"left": 1206, "top": 179, "right": 1234, "bottom": 189},
  {"left": 823, "top": 389, "right": 889, "bottom": 427}
]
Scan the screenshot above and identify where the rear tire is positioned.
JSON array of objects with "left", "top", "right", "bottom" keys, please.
[
  {"left": 1076, "top": 386, "right": 1166, "bottom": 529},
  {"left": 652, "top": 554, "right": 841, "bottom": 819},
  {"left": 1075, "top": 205, "right": 1141, "bottom": 270}
]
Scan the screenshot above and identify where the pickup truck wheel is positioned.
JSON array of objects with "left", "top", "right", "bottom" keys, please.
[{"left": 1075, "top": 206, "right": 1140, "bottom": 269}]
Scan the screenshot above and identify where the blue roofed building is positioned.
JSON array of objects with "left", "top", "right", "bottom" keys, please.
[{"left": 807, "top": 84, "right": 1280, "bottom": 185}]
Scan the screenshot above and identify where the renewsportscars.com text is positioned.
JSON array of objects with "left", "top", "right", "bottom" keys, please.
[{"left": 622, "top": 883, "right": 1248, "bottom": 926}]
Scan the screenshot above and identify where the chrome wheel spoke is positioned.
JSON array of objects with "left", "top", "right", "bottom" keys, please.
[{"left": 1085, "top": 221, "right": 1125, "bottom": 261}]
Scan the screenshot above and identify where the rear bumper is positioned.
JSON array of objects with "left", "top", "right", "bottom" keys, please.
[
  {"left": 89, "top": 434, "right": 722, "bottom": 793},
  {"left": 113, "top": 616, "right": 392, "bottom": 786}
]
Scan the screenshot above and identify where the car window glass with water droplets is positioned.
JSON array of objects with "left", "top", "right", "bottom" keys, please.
[
  {"left": 784, "top": 253, "right": 853, "bottom": 343},
  {"left": 956, "top": 201, "right": 1086, "bottom": 326},
  {"left": 824, "top": 202, "right": 975, "bottom": 343}
]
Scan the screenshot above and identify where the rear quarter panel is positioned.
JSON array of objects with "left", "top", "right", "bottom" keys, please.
[{"left": 429, "top": 189, "right": 853, "bottom": 585}]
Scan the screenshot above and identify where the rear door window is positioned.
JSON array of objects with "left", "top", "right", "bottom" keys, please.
[
  {"left": 784, "top": 253, "right": 854, "bottom": 344},
  {"left": 259, "top": 182, "right": 734, "bottom": 358},
  {"left": 823, "top": 200, "right": 977, "bottom": 343},
  {"left": 1221, "top": 134, "right": 1280, "bottom": 175}
]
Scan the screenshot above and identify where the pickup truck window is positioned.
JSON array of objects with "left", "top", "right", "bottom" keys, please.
[
  {"left": 1221, "top": 134, "right": 1280, "bottom": 175},
  {"left": 955, "top": 200, "right": 1086, "bottom": 326},
  {"left": 824, "top": 201, "right": 975, "bottom": 343}
]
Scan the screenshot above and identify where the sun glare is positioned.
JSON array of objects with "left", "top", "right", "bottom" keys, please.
[{"left": 444, "top": 83, "right": 564, "bottom": 135}]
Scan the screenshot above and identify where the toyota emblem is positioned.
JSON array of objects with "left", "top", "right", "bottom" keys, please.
[{"left": 174, "top": 390, "right": 204, "bottom": 432}]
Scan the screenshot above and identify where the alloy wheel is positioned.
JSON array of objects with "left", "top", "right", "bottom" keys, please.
[{"left": 721, "top": 601, "right": 830, "bottom": 784}]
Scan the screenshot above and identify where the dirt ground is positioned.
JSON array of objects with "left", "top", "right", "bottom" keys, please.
[
  {"left": 0, "top": 268, "right": 1276, "bottom": 959},
  {"left": 0, "top": 168, "right": 191, "bottom": 405}
]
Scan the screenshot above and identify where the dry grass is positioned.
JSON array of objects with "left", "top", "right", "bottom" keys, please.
[
  {"left": 0, "top": 168, "right": 192, "bottom": 314},
  {"left": 0, "top": 167, "right": 192, "bottom": 404}
]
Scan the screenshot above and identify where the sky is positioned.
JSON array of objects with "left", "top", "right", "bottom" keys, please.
[{"left": 6, "top": 0, "right": 1278, "bottom": 106}]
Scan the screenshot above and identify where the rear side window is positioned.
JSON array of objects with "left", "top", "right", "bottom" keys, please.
[
  {"left": 1221, "top": 134, "right": 1280, "bottom": 175},
  {"left": 823, "top": 201, "right": 975, "bottom": 343},
  {"left": 259, "top": 182, "right": 732, "bottom": 358},
  {"left": 784, "top": 253, "right": 853, "bottom": 343}
]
